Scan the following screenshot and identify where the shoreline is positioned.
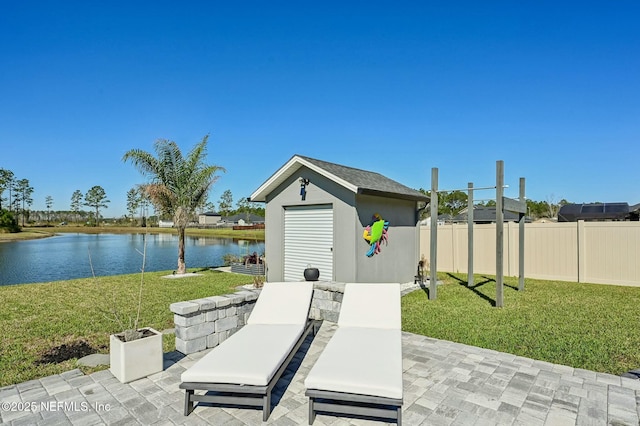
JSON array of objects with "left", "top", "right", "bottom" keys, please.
[
  {"left": 0, "top": 226, "right": 265, "bottom": 242},
  {"left": 0, "top": 230, "right": 54, "bottom": 242}
]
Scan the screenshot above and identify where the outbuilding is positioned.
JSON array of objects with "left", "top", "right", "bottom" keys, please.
[
  {"left": 250, "top": 155, "right": 428, "bottom": 283},
  {"left": 198, "top": 211, "right": 222, "bottom": 226}
]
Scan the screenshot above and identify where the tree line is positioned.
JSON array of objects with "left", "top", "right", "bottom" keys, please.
[
  {"left": 0, "top": 176, "right": 155, "bottom": 228},
  {"left": 418, "top": 188, "right": 570, "bottom": 220},
  {"left": 0, "top": 169, "right": 265, "bottom": 233},
  {"left": 0, "top": 170, "right": 114, "bottom": 229},
  {"left": 1, "top": 165, "right": 571, "bottom": 233}
]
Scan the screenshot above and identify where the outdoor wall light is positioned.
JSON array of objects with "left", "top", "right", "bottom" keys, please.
[{"left": 299, "top": 178, "right": 310, "bottom": 201}]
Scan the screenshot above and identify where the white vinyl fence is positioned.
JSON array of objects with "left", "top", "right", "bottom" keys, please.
[{"left": 419, "top": 221, "right": 640, "bottom": 286}]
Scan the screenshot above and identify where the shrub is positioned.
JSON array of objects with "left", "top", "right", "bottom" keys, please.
[
  {"left": 222, "top": 253, "right": 243, "bottom": 266},
  {"left": 0, "top": 210, "right": 20, "bottom": 233}
]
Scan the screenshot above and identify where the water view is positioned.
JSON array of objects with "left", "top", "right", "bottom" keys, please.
[{"left": 0, "top": 233, "right": 264, "bottom": 286}]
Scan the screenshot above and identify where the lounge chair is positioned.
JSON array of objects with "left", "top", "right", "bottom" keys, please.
[
  {"left": 304, "top": 283, "right": 403, "bottom": 425},
  {"left": 180, "top": 281, "right": 314, "bottom": 421}
]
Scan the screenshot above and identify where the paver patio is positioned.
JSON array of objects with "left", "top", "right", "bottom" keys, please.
[
  {"left": 2, "top": 317, "right": 640, "bottom": 425},
  {"left": 0, "top": 284, "right": 640, "bottom": 426}
]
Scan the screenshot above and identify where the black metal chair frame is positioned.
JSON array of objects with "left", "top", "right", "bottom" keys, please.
[{"left": 306, "top": 389, "right": 402, "bottom": 425}]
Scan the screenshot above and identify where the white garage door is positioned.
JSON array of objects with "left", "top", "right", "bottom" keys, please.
[{"left": 284, "top": 205, "right": 333, "bottom": 282}]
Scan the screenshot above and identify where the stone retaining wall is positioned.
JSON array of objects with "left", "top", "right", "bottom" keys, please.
[
  {"left": 170, "top": 289, "right": 260, "bottom": 355},
  {"left": 170, "top": 282, "right": 345, "bottom": 355},
  {"left": 308, "top": 282, "right": 344, "bottom": 323}
]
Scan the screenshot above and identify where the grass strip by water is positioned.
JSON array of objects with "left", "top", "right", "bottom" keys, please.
[
  {"left": 402, "top": 273, "right": 640, "bottom": 376},
  {"left": 0, "top": 270, "right": 254, "bottom": 387},
  {"left": 14, "top": 226, "right": 265, "bottom": 241}
]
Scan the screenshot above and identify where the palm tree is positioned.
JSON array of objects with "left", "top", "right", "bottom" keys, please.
[{"left": 123, "top": 135, "right": 225, "bottom": 274}]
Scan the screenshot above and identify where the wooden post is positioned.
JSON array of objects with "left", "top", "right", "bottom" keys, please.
[
  {"left": 467, "top": 182, "right": 474, "bottom": 287},
  {"left": 496, "top": 161, "right": 504, "bottom": 307},
  {"left": 430, "top": 168, "right": 438, "bottom": 300},
  {"left": 518, "top": 177, "right": 525, "bottom": 291}
]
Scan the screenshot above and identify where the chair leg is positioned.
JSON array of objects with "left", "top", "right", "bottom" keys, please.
[
  {"left": 263, "top": 392, "right": 272, "bottom": 421},
  {"left": 184, "top": 389, "right": 194, "bottom": 416},
  {"left": 308, "top": 397, "right": 316, "bottom": 424}
]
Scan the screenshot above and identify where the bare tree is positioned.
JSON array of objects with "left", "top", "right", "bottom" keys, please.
[{"left": 545, "top": 194, "right": 560, "bottom": 219}]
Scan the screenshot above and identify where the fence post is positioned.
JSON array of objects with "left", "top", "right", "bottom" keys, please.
[
  {"left": 451, "top": 222, "right": 457, "bottom": 273},
  {"left": 496, "top": 161, "right": 504, "bottom": 308},
  {"left": 518, "top": 177, "right": 525, "bottom": 291},
  {"left": 467, "top": 182, "right": 474, "bottom": 287},
  {"left": 577, "top": 220, "right": 586, "bottom": 283},
  {"left": 430, "top": 168, "right": 438, "bottom": 300}
]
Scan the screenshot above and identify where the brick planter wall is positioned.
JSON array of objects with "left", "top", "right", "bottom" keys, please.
[{"left": 170, "top": 282, "right": 346, "bottom": 355}]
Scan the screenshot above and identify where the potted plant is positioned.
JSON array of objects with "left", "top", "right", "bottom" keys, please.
[
  {"left": 110, "top": 327, "right": 162, "bottom": 383},
  {"left": 102, "top": 235, "right": 163, "bottom": 383}
]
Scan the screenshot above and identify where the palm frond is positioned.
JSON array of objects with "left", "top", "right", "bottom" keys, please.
[{"left": 124, "top": 135, "right": 224, "bottom": 219}]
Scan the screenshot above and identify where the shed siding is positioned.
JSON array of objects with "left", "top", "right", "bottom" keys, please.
[{"left": 355, "top": 195, "right": 419, "bottom": 283}]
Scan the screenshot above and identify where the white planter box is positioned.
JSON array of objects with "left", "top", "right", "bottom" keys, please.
[{"left": 110, "top": 327, "right": 163, "bottom": 383}]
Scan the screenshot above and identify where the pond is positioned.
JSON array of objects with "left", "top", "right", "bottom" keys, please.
[{"left": 0, "top": 233, "right": 265, "bottom": 286}]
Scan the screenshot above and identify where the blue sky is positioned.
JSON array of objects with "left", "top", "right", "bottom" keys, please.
[{"left": 1, "top": 1, "right": 638, "bottom": 217}]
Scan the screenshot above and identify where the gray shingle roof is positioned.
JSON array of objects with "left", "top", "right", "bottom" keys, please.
[
  {"left": 250, "top": 154, "right": 429, "bottom": 202},
  {"left": 296, "top": 155, "right": 428, "bottom": 201}
]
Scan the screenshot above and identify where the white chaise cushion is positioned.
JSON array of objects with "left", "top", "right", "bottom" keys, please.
[
  {"left": 248, "top": 281, "right": 314, "bottom": 325},
  {"left": 304, "top": 327, "right": 403, "bottom": 400},
  {"left": 337, "top": 283, "right": 401, "bottom": 329},
  {"left": 181, "top": 324, "right": 304, "bottom": 386}
]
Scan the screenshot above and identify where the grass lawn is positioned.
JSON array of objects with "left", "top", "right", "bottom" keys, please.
[
  {"left": 2, "top": 270, "right": 639, "bottom": 388},
  {"left": 402, "top": 273, "right": 640, "bottom": 376},
  {"left": 0, "top": 270, "right": 254, "bottom": 387}
]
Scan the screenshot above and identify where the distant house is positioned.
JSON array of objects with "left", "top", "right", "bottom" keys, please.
[
  {"left": 159, "top": 220, "right": 174, "bottom": 228},
  {"left": 558, "top": 203, "right": 639, "bottom": 222},
  {"left": 222, "top": 213, "right": 265, "bottom": 225},
  {"left": 450, "top": 206, "right": 523, "bottom": 224},
  {"left": 198, "top": 211, "right": 222, "bottom": 226}
]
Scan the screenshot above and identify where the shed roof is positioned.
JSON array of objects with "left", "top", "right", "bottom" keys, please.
[{"left": 250, "top": 154, "right": 428, "bottom": 202}]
